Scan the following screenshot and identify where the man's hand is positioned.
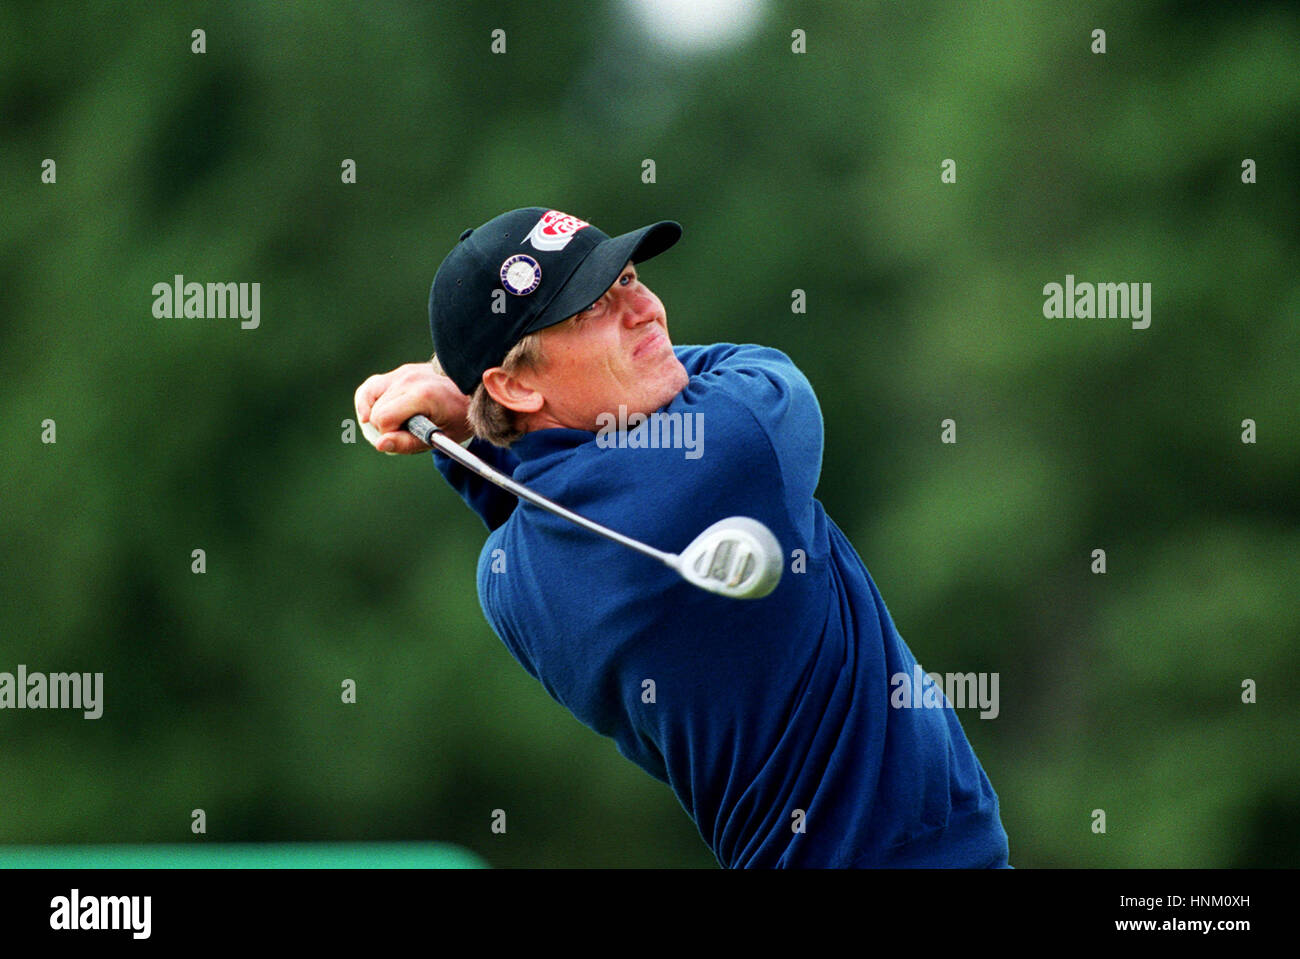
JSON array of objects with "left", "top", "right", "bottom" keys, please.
[{"left": 354, "top": 362, "right": 474, "bottom": 453}]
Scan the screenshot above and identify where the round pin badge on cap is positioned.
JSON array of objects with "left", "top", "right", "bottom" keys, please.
[{"left": 500, "top": 254, "right": 542, "bottom": 295}]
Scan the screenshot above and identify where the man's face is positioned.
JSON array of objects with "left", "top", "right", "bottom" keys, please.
[{"left": 519, "top": 261, "right": 689, "bottom": 430}]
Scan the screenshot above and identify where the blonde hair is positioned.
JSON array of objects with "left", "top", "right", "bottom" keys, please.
[{"left": 432, "top": 332, "right": 545, "bottom": 447}]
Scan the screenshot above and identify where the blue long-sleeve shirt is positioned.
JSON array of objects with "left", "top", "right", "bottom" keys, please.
[{"left": 433, "top": 343, "right": 1010, "bottom": 868}]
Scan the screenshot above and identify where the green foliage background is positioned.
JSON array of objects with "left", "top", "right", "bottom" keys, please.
[{"left": 2, "top": 0, "right": 1296, "bottom": 868}]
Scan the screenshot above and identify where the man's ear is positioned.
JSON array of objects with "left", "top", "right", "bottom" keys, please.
[{"left": 482, "top": 366, "right": 544, "bottom": 414}]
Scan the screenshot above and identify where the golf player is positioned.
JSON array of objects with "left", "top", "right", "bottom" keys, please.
[{"left": 355, "top": 207, "right": 1011, "bottom": 868}]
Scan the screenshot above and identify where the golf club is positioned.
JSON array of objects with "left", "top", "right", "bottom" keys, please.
[{"left": 401, "top": 414, "right": 783, "bottom": 599}]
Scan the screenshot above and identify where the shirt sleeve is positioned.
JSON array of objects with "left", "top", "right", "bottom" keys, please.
[
  {"left": 675, "top": 343, "right": 825, "bottom": 510},
  {"left": 431, "top": 439, "right": 520, "bottom": 531}
]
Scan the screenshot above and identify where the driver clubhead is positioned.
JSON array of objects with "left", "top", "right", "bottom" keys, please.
[{"left": 675, "top": 516, "right": 783, "bottom": 600}]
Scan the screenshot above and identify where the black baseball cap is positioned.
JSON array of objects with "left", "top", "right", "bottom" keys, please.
[{"left": 429, "top": 207, "right": 682, "bottom": 395}]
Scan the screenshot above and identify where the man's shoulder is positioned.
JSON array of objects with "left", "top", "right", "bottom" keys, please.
[
  {"left": 673, "top": 342, "right": 805, "bottom": 376},
  {"left": 671, "top": 342, "right": 817, "bottom": 427}
]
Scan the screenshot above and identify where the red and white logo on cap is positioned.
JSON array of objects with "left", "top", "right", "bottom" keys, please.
[{"left": 524, "top": 210, "right": 590, "bottom": 252}]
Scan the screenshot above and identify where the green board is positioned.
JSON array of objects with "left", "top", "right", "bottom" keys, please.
[{"left": 0, "top": 843, "right": 487, "bottom": 869}]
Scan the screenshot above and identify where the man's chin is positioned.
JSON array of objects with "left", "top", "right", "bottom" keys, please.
[{"left": 656, "top": 358, "right": 690, "bottom": 409}]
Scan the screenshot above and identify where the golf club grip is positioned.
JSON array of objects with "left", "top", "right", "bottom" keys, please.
[
  {"left": 404, "top": 413, "right": 505, "bottom": 482},
  {"left": 404, "top": 414, "right": 441, "bottom": 447}
]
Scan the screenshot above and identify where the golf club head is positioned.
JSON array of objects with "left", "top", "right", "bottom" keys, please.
[{"left": 675, "top": 516, "right": 783, "bottom": 600}]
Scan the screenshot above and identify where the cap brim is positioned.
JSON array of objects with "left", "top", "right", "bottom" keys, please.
[{"left": 524, "top": 220, "right": 681, "bottom": 335}]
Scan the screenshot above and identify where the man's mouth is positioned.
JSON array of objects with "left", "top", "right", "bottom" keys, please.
[{"left": 633, "top": 328, "right": 667, "bottom": 360}]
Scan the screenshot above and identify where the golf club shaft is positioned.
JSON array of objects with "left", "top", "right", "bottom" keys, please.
[{"left": 404, "top": 414, "right": 677, "bottom": 568}]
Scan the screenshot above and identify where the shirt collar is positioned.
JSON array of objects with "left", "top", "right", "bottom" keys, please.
[{"left": 509, "top": 427, "right": 595, "bottom": 463}]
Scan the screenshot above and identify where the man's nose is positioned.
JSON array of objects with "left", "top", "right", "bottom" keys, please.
[{"left": 619, "top": 289, "right": 655, "bottom": 326}]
